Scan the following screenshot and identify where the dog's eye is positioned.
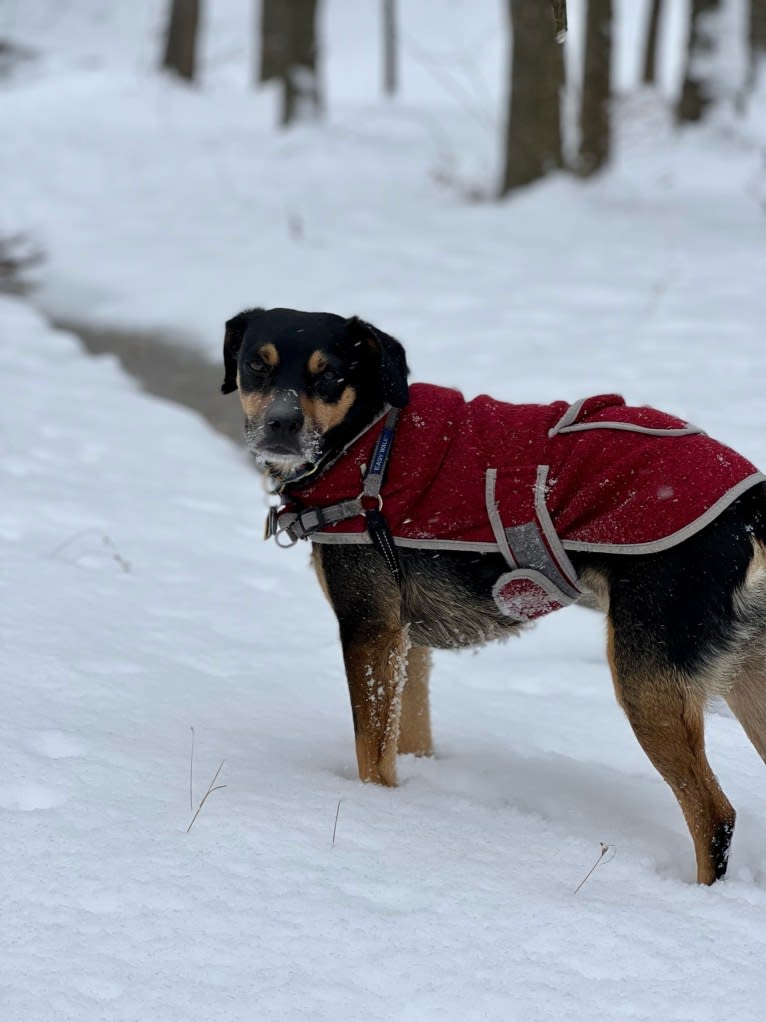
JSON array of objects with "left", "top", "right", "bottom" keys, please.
[
  {"left": 248, "top": 360, "right": 269, "bottom": 376},
  {"left": 319, "top": 368, "right": 342, "bottom": 385}
]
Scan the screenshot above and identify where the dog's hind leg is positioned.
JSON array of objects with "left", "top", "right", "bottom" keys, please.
[
  {"left": 398, "top": 646, "right": 433, "bottom": 757},
  {"left": 608, "top": 624, "right": 736, "bottom": 884},
  {"left": 342, "top": 625, "right": 410, "bottom": 787},
  {"left": 725, "top": 658, "right": 766, "bottom": 764},
  {"left": 724, "top": 542, "right": 766, "bottom": 763}
]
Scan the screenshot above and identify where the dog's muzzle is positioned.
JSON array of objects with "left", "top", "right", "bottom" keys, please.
[
  {"left": 264, "top": 393, "right": 304, "bottom": 447},
  {"left": 246, "top": 392, "right": 322, "bottom": 471}
]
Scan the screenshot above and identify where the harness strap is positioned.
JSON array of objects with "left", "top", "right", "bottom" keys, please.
[
  {"left": 365, "top": 506, "right": 403, "bottom": 586},
  {"left": 362, "top": 408, "right": 398, "bottom": 499},
  {"left": 272, "top": 497, "right": 365, "bottom": 541},
  {"left": 268, "top": 408, "right": 404, "bottom": 585}
]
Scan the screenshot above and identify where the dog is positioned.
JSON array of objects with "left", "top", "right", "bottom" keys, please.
[{"left": 222, "top": 306, "right": 766, "bottom": 885}]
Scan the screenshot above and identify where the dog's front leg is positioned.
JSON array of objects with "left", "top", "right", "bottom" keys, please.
[{"left": 341, "top": 624, "right": 410, "bottom": 786}]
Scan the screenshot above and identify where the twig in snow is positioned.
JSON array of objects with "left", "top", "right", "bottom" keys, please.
[
  {"left": 102, "top": 534, "right": 131, "bottom": 573},
  {"left": 331, "top": 799, "right": 342, "bottom": 847},
  {"left": 48, "top": 527, "right": 100, "bottom": 558},
  {"left": 186, "top": 760, "right": 226, "bottom": 833},
  {"left": 48, "top": 529, "right": 131, "bottom": 573},
  {"left": 573, "top": 842, "right": 615, "bottom": 894}
]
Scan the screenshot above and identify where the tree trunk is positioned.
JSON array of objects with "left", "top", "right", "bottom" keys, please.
[
  {"left": 642, "top": 0, "right": 662, "bottom": 85},
  {"left": 676, "top": 0, "right": 720, "bottom": 123},
  {"left": 747, "top": 0, "right": 766, "bottom": 88},
  {"left": 382, "top": 0, "right": 398, "bottom": 97},
  {"left": 578, "top": 0, "right": 612, "bottom": 175},
  {"left": 500, "top": 0, "right": 564, "bottom": 195},
  {"left": 259, "top": 0, "right": 284, "bottom": 84},
  {"left": 162, "top": 0, "right": 200, "bottom": 82},
  {"left": 258, "top": 0, "right": 321, "bottom": 125},
  {"left": 551, "top": 0, "right": 568, "bottom": 40}
]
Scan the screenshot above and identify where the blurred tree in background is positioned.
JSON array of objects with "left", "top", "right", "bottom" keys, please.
[
  {"left": 259, "top": 0, "right": 321, "bottom": 126},
  {"left": 151, "top": 0, "right": 762, "bottom": 193},
  {"left": 677, "top": 0, "right": 720, "bottom": 122},
  {"left": 162, "top": 0, "right": 200, "bottom": 82},
  {"left": 501, "top": 0, "right": 614, "bottom": 193},
  {"left": 382, "top": 0, "right": 398, "bottom": 97},
  {"left": 578, "top": 0, "right": 613, "bottom": 175},
  {"left": 500, "top": 0, "right": 564, "bottom": 195},
  {"left": 748, "top": 0, "right": 766, "bottom": 89},
  {"left": 642, "top": 0, "right": 663, "bottom": 84}
]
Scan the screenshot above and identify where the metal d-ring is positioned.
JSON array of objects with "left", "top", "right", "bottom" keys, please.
[
  {"left": 274, "top": 526, "right": 299, "bottom": 548},
  {"left": 358, "top": 490, "right": 384, "bottom": 512}
]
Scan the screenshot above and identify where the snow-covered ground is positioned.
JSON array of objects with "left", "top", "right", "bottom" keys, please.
[{"left": 2, "top": 2, "right": 766, "bottom": 1020}]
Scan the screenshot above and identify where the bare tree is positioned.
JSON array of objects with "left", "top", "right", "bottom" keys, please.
[
  {"left": 258, "top": 0, "right": 283, "bottom": 84},
  {"left": 382, "top": 0, "right": 398, "bottom": 97},
  {"left": 258, "top": 0, "right": 322, "bottom": 126},
  {"left": 500, "top": 0, "right": 564, "bottom": 195},
  {"left": 642, "top": 0, "right": 663, "bottom": 85},
  {"left": 578, "top": 0, "right": 612, "bottom": 175},
  {"left": 676, "top": 0, "right": 720, "bottom": 122},
  {"left": 162, "top": 0, "right": 200, "bottom": 82},
  {"left": 747, "top": 0, "right": 766, "bottom": 89}
]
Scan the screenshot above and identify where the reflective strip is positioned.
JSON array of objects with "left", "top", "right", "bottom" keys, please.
[
  {"left": 547, "top": 397, "right": 703, "bottom": 439},
  {"left": 308, "top": 533, "right": 501, "bottom": 551},
  {"left": 551, "top": 420, "right": 703, "bottom": 438},
  {"left": 562, "top": 473, "right": 766, "bottom": 555},
  {"left": 491, "top": 568, "right": 577, "bottom": 622},
  {"left": 484, "top": 468, "right": 517, "bottom": 568},
  {"left": 548, "top": 397, "right": 587, "bottom": 436},
  {"left": 505, "top": 520, "right": 580, "bottom": 600},
  {"left": 533, "top": 465, "right": 580, "bottom": 589}
]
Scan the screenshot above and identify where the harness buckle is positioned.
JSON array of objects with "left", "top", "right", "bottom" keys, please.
[
  {"left": 359, "top": 491, "right": 384, "bottom": 513},
  {"left": 264, "top": 505, "right": 279, "bottom": 540},
  {"left": 265, "top": 505, "right": 300, "bottom": 547}
]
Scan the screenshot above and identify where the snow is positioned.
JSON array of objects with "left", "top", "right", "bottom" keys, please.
[{"left": 2, "top": 1, "right": 766, "bottom": 1019}]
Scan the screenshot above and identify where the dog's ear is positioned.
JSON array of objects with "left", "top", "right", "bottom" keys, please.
[
  {"left": 347, "top": 317, "right": 410, "bottom": 408},
  {"left": 221, "top": 311, "right": 252, "bottom": 394}
]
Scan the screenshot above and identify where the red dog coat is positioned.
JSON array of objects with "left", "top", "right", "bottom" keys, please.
[{"left": 277, "top": 384, "right": 763, "bottom": 622}]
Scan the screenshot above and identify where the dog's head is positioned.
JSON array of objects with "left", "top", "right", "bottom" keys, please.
[{"left": 221, "top": 307, "right": 409, "bottom": 476}]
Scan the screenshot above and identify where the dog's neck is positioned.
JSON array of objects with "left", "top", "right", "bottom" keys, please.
[
  {"left": 267, "top": 403, "right": 391, "bottom": 495},
  {"left": 264, "top": 458, "right": 320, "bottom": 493}
]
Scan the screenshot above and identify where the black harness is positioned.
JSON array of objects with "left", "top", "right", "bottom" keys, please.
[{"left": 264, "top": 407, "right": 403, "bottom": 585}]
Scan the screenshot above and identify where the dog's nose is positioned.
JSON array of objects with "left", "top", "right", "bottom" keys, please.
[
  {"left": 267, "top": 411, "right": 303, "bottom": 436},
  {"left": 266, "top": 397, "right": 304, "bottom": 440}
]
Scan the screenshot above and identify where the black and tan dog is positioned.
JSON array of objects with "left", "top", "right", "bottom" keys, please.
[{"left": 222, "top": 306, "right": 766, "bottom": 885}]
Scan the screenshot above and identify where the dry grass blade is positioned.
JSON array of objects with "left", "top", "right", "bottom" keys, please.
[
  {"left": 186, "top": 760, "right": 226, "bottom": 833},
  {"left": 573, "top": 842, "right": 614, "bottom": 894},
  {"left": 331, "top": 799, "right": 342, "bottom": 847}
]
